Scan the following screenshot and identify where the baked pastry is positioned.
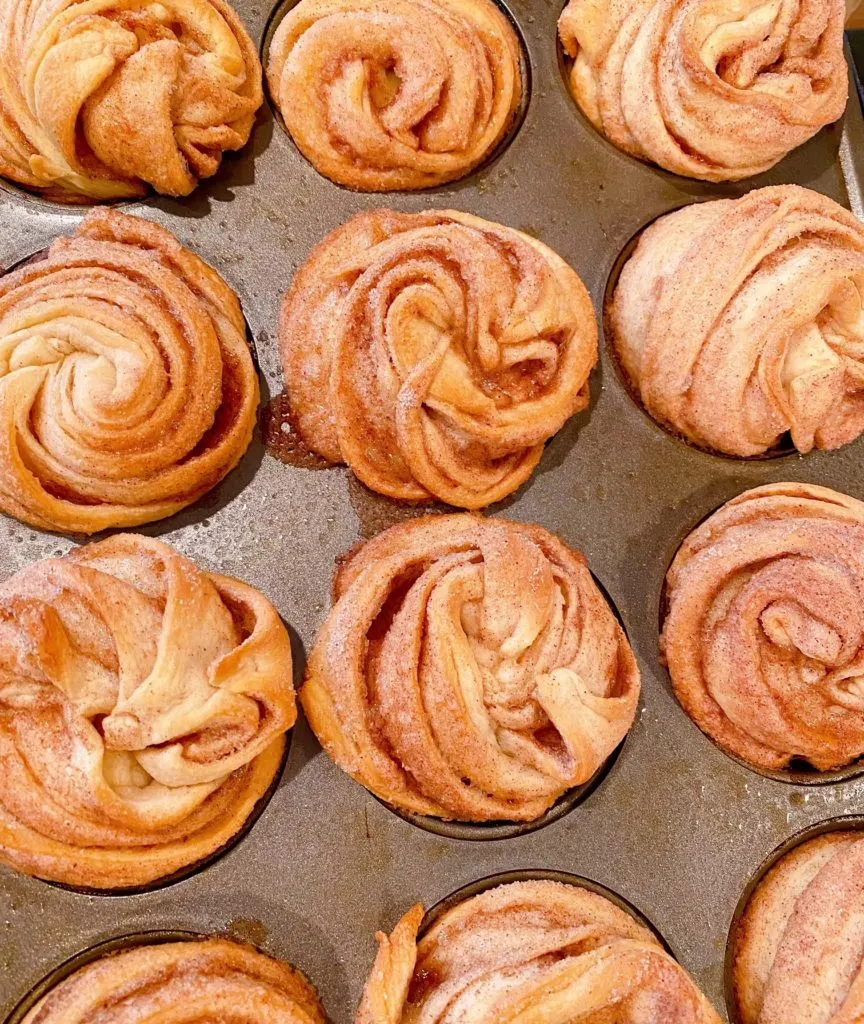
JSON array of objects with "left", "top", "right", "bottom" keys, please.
[
  {"left": 663, "top": 482, "right": 864, "bottom": 773},
  {"left": 21, "top": 938, "right": 325, "bottom": 1024},
  {"left": 558, "top": 0, "right": 848, "bottom": 181},
  {"left": 609, "top": 185, "right": 864, "bottom": 457},
  {"left": 731, "top": 830, "right": 864, "bottom": 1024},
  {"left": 357, "top": 879, "right": 722, "bottom": 1023},
  {"left": 0, "top": 534, "right": 295, "bottom": 889},
  {"left": 280, "top": 209, "right": 597, "bottom": 508},
  {"left": 302, "top": 515, "right": 640, "bottom": 822},
  {"left": 266, "top": 0, "right": 523, "bottom": 190},
  {"left": 0, "top": 0, "right": 262, "bottom": 202},
  {"left": 0, "top": 209, "right": 258, "bottom": 533}
]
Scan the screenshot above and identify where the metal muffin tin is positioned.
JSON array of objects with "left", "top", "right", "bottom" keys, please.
[{"left": 2, "top": 1, "right": 864, "bottom": 1019}]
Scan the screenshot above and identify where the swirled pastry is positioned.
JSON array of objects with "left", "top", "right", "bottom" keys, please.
[
  {"left": 732, "top": 830, "right": 864, "bottom": 1024},
  {"left": 0, "top": 534, "right": 295, "bottom": 889},
  {"left": 357, "top": 879, "right": 722, "bottom": 1023},
  {"left": 663, "top": 482, "right": 864, "bottom": 772},
  {"left": 610, "top": 186, "right": 864, "bottom": 457},
  {"left": 0, "top": 209, "right": 258, "bottom": 534},
  {"left": 558, "top": 0, "right": 848, "bottom": 181},
  {"left": 280, "top": 209, "right": 597, "bottom": 509},
  {"left": 0, "top": 0, "right": 262, "bottom": 202},
  {"left": 302, "top": 515, "right": 639, "bottom": 822},
  {"left": 21, "top": 938, "right": 325, "bottom": 1024},
  {"left": 266, "top": 0, "right": 523, "bottom": 190}
]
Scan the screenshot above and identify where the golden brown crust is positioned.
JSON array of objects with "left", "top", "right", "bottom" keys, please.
[
  {"left": 0, "top": 208, "right": 259, "bottom": 534},
  {"left": 21, "top": 938, "right": 326, "bottom": 1024},
  {"left": 266, "top": 0, "right": 522, "bottom": 191},
  {"left": 732, "top": 831, "right": 864, "bottom": 1024},
  {"left": 662, "top": 482, "right": 864, "bottom": 772},
  {"left": 279, "top": 209, "right": 597, "bottom": 509},
  {"left": 0, "top": 534, "right": 296, "bottom": 889},
  {"left": 610, "top": 186, "right": 864, "bottom": 457},
  {"left": 0, "top": 0, "right": 262, "bottom": 202},
  {"left": 558, "top": 0, "right": 848, "bottom": 182},
  {"left": 357, "top": 880, "right": 723, "bottom": 1023},
  {"left": 301, "top": 514, "right": 640, "bottom": 822}
]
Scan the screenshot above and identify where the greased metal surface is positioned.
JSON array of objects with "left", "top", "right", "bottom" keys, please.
[{"left": 2, "top": 2, "right": 864, "bottom": 1020}]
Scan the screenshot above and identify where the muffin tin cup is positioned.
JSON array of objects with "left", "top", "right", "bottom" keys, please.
[
  {"left": 657, "top": 510, "right": 864, "bottom": 789},
  {"left": 3, "top": 0, "right": 864, "bottom": 1021},
  {"left": 723, "top": 815, "right": 864, "bottom": 1024},
  {"left": 374, "top": 567, "right": 635, "bottom": 842},
  {"left": 4, "top": 933, "right": 201, "bottom": 1024},
  {"left": 420, "top": 867, "right": 673, "bottom": 953}
]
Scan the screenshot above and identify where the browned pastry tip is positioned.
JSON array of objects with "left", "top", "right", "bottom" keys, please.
[
  {"left": 0, "top": 208, "right": 259, "bottom": 534},
  {"left": 301, "top": 514, "right": 639, "bottom": 823},
  {"left": 558, "top": 0, "right": 848, "bottom": 182},
  {"left": 732, "top": 829, "right": 864, "bottom": 1024},
  {"left": 0, "top": 0, "right": 262, "bottom": 202},
  {"left": 280, "top": 208, "right": 597, "bottom": 509},
  {"left": 20, "top": 937, "right": 326, "bottom": 1024},
  {"left": 0, "top": 533, "right": 295, "bottom": 889},
  {"left": 610, "top": 185, "right": 864, "bottom": 457},
  {"left": 663, "top": 482, "right": 864, "bottom": 773},
  {"left": 266, "top": 0, "right": 523, "bottom": 190},
  {"left": 357, "top": 879, "right": 723, "bottom": 1023}
]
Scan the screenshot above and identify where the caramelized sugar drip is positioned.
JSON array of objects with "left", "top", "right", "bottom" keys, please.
[{"left": 263, "top": 392, "right": 331, "bottom": 469}]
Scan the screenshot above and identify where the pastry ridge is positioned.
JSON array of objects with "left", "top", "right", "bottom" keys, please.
[
  {"left": 0, "top": 0, "right": 262, "bottom": 202},
  {"left": 21, "top": 938, "right": 326, "bottom": 1024},
  {"left": 266, "top": 0, "right": 523, "bottom": 190},
  {"left": 732, "top": 830, "right": 864, "bottom": 1024}
]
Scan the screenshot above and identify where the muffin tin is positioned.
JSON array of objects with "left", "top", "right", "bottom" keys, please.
[{"left": 2, "top": 2, "right": 864, "bottom": 1020}]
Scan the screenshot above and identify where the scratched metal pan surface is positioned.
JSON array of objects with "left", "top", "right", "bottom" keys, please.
[{"left": 2, "top": 1, "right": 864, "bottom": 1020}]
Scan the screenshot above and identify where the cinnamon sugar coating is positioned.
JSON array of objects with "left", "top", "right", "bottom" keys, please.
[
  {"left": 279, "top": 209, "right": 597, "bottom": 509},
  {"left": 266, "top": 0, "right": 523, "bottom": 190},
  {"left": 732, "top": 830, "right": 864, "bottom": 1024},
  {"left": 357, "top": 880, "right": 723, "bottom": 1023},
  {"left": 559, "top": 0, "right": 848, "bottom": 181},
  {"left": 0, "top": 0, "right": 262, "bottom": 202},
  {"left": 0, "top": 534, "right": 295, "bottom": 889},
  {"left": 21, "top": 939, "right": 325, "bottom": 1024},
  {"left": 302, "top": 514, "right": 639, "bottom": 823},
  {"left": 0, "top": 209, "right": 258, "bottom": 533},
  {"left": 610, "top": 186, "right": 864, "bottom": 457},
  {"left": 663, "top": 482, "right": 864, "bottom": 772}
]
